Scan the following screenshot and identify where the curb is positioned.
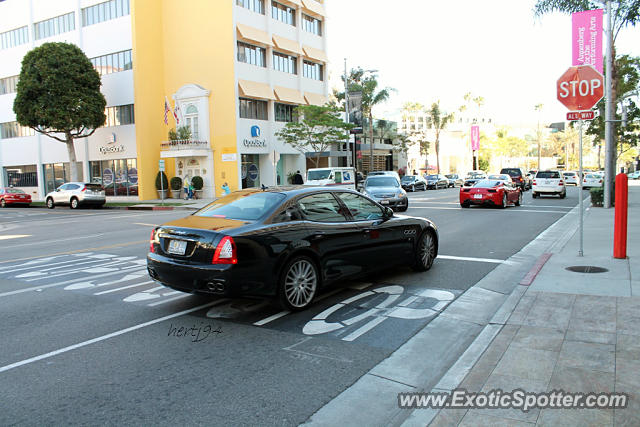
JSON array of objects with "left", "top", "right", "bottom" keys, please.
[{"left": 17, "top": 205, "right": 198, "bottom": 211}]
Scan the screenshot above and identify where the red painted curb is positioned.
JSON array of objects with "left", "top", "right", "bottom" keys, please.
[{"left": 519, "top": 253, "right": 553, "bottom": 286}]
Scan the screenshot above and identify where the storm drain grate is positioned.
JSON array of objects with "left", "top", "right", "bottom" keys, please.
[{"left": 565, "top": 266, "right": 609, "bottom": 273}]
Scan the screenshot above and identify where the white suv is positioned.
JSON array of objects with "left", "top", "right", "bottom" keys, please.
[
  {"left": 532, "top": 171, "right": 566, "bottom": 199},
  {"left": 45, "top": 182, "right": 106, "bottom": 209}
]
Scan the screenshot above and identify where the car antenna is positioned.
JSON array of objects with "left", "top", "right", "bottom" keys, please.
[{"left": 261, "top": 184, "right": 268, "bottom": 191}]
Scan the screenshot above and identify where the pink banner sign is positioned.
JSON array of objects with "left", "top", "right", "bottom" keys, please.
[
  {"left": 471, "top": 125, "right": 479, "bottom": 151},
  {"left": 572, "top": 9, "right": 603, "bottom": 73}
]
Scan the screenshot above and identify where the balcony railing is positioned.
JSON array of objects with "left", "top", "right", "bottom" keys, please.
[{"left": 161, "top": 139, "right": 209, "bottom": 151}]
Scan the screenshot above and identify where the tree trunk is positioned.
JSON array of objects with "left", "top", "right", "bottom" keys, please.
[
  {"left": 597, "top": 141, "right": 602, "bottom": 169},
  {"left": 65, "top": 132, "right": 79, "bottom": 182},
  {"left": 435, "top": 130, "right": 440, "bottom": 174},
  {"left": 369, "top": 112, "right": 374, "bottom": 172}
]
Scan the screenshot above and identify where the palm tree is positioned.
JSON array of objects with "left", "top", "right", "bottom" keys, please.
[
  {"left": 534, "top": 103, "right": 544, "bottom": 168},
  {"left": 426, "top": 101, "right": 454, "bottom": 174},
  {"left": 361, "top": 76, "right": 392, "bottom": 172}
]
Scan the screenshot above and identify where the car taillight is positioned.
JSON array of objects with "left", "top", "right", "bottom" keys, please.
[
  {"left": 584, "top": 179, "right": 587, "bottom": 182},
  {"left": 532, "top": 180, "right": 537, "bottom": 185},
  {"left": 212, "top": 236, "right": 237, "bottom": 264},
  {"left": 149, "top": 229, "right": 156, "bottom": 253},
  {"left": 599, "top": 179, "right": 602, "bottom": 183},
  {"left": 81, "top": 187, "right": 86, "bottom": 192},
  {"left": 559, "top": 181, "right": 564, "bottom": 186}
]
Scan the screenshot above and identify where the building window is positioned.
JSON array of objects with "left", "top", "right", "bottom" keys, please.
[
  {"left": 5, "top": 165, "right": 38, "bottom": 187},
  {"left": 302, "top": 14, "right": 321, "bottom": 35},
  {"left": 104, "top": 104, "right": 135, "bottom": 127},
  {"left": 89, "top": 158, "right": 138, "bottom": 196},
  {"left": 0, "top": 26, "right": 29, "bottom": 50},
  {"left": 43, "top": 163, "right": 84, "bottom": 193},
  {"left": 90, "top": 50, "right": 132, "bottom": 76},
  {"left": 82, "top": 0, "right": 130, "bottom": 27},
  {"left": 236, "top": 0, "right": 265, "bottom": 15},
  {"left": 34, "top": 12, "right": 75, "bottom": 40},
  {"left": 0, "top": 122, "right": 35, "bottom": 139},
  {"left": 0, "top": 75, "right": 19, "bottom": 95},
  {"left": 184, "top": 105, "right": 199, "bottom": 140},
  {"left": 273, "top": 51, "right": 297, "bottom": 74},
  {"left": 275, "top": 103, "right": 296, "bottom": 122},
  {"left": 237, "top": 42, "right": 266, "bottom": 67},
  {"left": 303, "top": 60, "right": 323, "bottom": 81},
  {"left": 272, "top": 1, "right": 295, "bottom": 25},
  {"left": 239, "top": 98, "right": 268, "bottom": 120}
]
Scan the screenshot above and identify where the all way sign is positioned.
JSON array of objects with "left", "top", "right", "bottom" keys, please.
[{"left": 567, "top": 111, "right": 595, "bottom": 121}]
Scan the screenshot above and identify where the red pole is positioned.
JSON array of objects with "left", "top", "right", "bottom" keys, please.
[{"left": 614, "top": 173, "right": 628, "bottom": 259}]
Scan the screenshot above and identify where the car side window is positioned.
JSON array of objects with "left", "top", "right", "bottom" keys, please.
[
  {"left": 67, "top": 184, "right": 80, "bottom": 190},
  {"left": 336, "top": 192, "right": 384, "bottom": 221},
  {"left": 57, "top": 184, "right": 69, "bottom": 191},
  {"left": 298, "top": 193, "right": 349, "bottom": 222},
  {"left": 334, "top": 171, "right": 342, "bottom": 183}
]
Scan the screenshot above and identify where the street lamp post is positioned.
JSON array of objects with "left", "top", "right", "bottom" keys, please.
[
  {"left": 344, "top": 58, "right": 351, "bottom": 168},
  {"left": 604, "top": 0, "right": 614, "bottom": 208}
]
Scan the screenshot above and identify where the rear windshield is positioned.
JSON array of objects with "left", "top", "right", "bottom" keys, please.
[
  {"left": 488, "top": 175, "right": 509, "bottom": 180},
  {"left": 426, "top": 175, "right": 440, "bottom": 180},
  {"left": 473, "top": 180, "right": 502, "bottom": 188},
  {"left": 85, "top": 184, "right": 103, "bottom": 191},
  {"left": 501, "top": 169, "right": 522, "bottom": 177},
  {"left": 366, "top": 177, "right": 399, "bottom": 187},
  {"left": 196, "top": 192, "right": 285, "bottom": 220},
  {"left": 5, "top": 188, "right": 26, "bottom": 194},
  {"left": 468, "top": 172, "right": 485, "bottom": 178},
  {"left": 536, "top": 171, "right": 561, "bottom": 179},
  {"left": 586, "top": 173, "right": 599, "bottom": 178},
  {"left": 563, "top": 172, "right": 576, "bottom": 176},
  {"left": 401, "top": 176, "right": 416, "bottom": 182},
  {"left": 307, "top": 170, "right": 331, "bottom": 180}
]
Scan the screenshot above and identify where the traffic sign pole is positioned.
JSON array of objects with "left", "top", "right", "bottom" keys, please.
[{"left": 578, "top": 119, "right": 584, "bottom": 257}]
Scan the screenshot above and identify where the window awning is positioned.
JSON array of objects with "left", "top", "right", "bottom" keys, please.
[
  {"left": 238, "top": 79, "right": 275, "bottom": 100},
  {"left": 302, "top": 45, "right": 328, "bottom": 63},
  {"left": 274, "top": 86, "right": 305, "bottom": 104},
  {"left": 272, "top": 35, "right": 303, "bottom": 55},
  {"left": 304, "top": 92, "right": 328, "bottom": 106},
  {"left": 301, "top": 0, "right": 325, "bottom": 16},
  {"left": 236, "top": 23, "right": 273, "bottom": 46},
  {"left": 279, "top": 0, "right": 302, "bottom": 7}
]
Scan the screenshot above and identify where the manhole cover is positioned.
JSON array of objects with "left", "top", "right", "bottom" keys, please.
[{"left": 565, "top": 266, "right": 609, "bottom": 273}]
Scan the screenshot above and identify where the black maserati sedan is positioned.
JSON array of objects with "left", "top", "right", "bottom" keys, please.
[{"left": 147, "top": 187, "right": 438, "bottom": 311}]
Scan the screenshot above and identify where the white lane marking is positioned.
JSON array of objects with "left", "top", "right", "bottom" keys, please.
[
  {"left": 0, "top": 300, "right": 226, "bottom": 374},
  {"left": 0, "top": 235, "right": 30, "bottom": 240},
  {"left": 0, "top": 234, "right": 105, "bottom": 249},
  {"left": 0, "top": 266, "right": 146, "bottom": 298},
  {"left": 147, "top": 294, "right": 191, "bottom": 306},
  {"left": 134, "top": 223, "right": 159, "bottom": 227},
  {"left": 409, "top": 206, "right": 569, "bottom": 213},
  {"left": 15, "top": 258, "right": 108, "bottom": 277},
  {"left": 64, "top": 272, "right": 147, "bottom": 291},
  {"left": 253, "top": 310, "right": 290, "bottom": 326},
  {"left": 408, "top": 206, "right": 460, "bottom": 210},
  {"left": 24, "top": 258, "right": 139, "bottom": 281},
  {"left": 341, "top": 317, "right": 387, "bottom": 342},
  {"left": 122, "top": 286, "right": 164, "bottom": 302},
  {"left": 0, "top": 257, "right": 90, "bottom": 274},
  {"left": 524, "top": 205, "right": 573, "bottom": 209},
  {"left": 94, "top": 281, "right": 155, "bottom": 295},
  {"left": 437, "top": 255, "right": 505, "bottom": 264}
]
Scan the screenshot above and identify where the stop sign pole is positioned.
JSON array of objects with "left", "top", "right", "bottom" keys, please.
[{"left": 557, "top": 65, "right": 604, "bottom": 257}]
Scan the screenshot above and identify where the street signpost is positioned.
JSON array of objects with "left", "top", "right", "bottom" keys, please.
[
  {"left": 158, "top": 159, "right": 165, "bottom": 202},
  {"left": 557, "top": 65, "right": 604, "bottom": 257}
]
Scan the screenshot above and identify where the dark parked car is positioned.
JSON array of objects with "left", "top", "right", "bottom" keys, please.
[
  {"left": 445, "top": 174, "right": 463, "bottom": 187},
  {"left": 401, "top": 175, "right": 427, "bottom": 192},
  {"left": 463, "top": 171, "right": 487, "bottom": 187},
  {"left": 425, "top": 174, "right": 449, "bottom": 189},
  {"left": 500, "top": 168, "right": 527, "bottom": 190},
  {"left": 147, "top": 187, "right": 438, "bottom": 311}
]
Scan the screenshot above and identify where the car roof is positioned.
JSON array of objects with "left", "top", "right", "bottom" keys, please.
[{"left": 230, "top": 186, "right": 360, "bottom": 198}]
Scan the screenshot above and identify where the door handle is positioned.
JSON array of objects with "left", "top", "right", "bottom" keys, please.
[{"left": 312, "top": 231, "right": 326, "bottom": 240}]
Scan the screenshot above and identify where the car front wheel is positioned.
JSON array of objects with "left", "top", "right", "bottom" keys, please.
[
  {"left": 500, "top": 192, "right": 507, "bottom": 209},
  {"left": 412, "top": 230, "right": 436, "bottom": 271},
  {"left": 515, "top": 191, "right": 522, "bottom": 206},
  {"left": 278, "top": 256, "right": 318, "bottom": 311},
  {"left": 46, "top": 198, "right": 55, "bottom": 209},
  {"left": 0, "top": 199, "right": 5, "bottom": 208}
]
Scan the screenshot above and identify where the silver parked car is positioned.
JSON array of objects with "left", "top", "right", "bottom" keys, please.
[{"left": 45, "top": 182, "right": 106, "bottom": 209}]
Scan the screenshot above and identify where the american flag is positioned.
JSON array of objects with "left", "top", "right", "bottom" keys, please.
[
  {"left": 164, "top": 97, "right": 170, "bottom": 125},
  {"left": 173, "top": 102, "right": 180, "bottom": 125}
]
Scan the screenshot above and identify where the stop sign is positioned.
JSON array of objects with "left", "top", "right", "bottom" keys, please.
[{"left": 557, "top": 65, "right": 604, "bottom": 111}]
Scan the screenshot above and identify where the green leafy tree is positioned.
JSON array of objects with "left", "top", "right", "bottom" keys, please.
[
  {"left": 426, "top": 101, "right": 454, "bottom": 174},
  {"left": 14, "top": 42, "right": 106, "bottom": 182},
  {"left": 275, "top": 104, "right": 352, "bottom": 168}
]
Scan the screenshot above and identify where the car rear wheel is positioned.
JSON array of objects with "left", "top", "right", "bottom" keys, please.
[
  {"left": 412, "top": 230, "right": 436, "bottom": 272},
  {"left": 560, "top": 191, "right": 566, "bottom": 199},
  {"left": 0, "top": 199, "right": 5, "bottom": 208},
  {"left": 532, "top": 192, "right": 538, "bottom": 199},
  {"left": 70, "top": 197, "right": 79, "bottom": 209},
  {"left": 411, "top": 184, "right": 415, "bottom": 192},
  {"left": 500, "top": 193, "right": 507, "bottom": 209},
  {"left": 278, "top": 256, "right": 318, "bottom": 311},
  {"left": 515, "top": 191, "right": 522, "bottom": 206},
  {"left": 398, "top": 201, "right": 408, "bottom": 212},
  {"left": 46, "top": 197, "right": 55, "bottom": 209},
  {"left": 460, "top": 201, "right": 469, "bottom": 208}
]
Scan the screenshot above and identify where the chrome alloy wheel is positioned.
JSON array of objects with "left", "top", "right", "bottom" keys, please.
[
  {"left": 418, "top": 232, "right": 435, "bottom": 270},
  {"left": 284, "top": 259, "right": 317, "bottom": 308}
]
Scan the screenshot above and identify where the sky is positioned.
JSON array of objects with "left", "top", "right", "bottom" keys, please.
[{"left": 324, "top": 0, "right": 640, "bottom": 128}]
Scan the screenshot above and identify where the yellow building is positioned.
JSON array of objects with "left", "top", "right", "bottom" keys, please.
[{"left": 0, "top": 0, "right": 328, "bottom": 199}]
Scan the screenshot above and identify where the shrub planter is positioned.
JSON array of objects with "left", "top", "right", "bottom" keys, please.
[{"left": 170, "top": 176, "right": 183, "bottom": 199}]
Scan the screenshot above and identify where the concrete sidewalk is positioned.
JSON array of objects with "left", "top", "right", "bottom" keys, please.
[{"left": 423, "top": 181, "right": 640, "bottom": 426}]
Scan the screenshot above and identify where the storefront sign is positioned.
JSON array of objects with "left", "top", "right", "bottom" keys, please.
[
  {"left": 103, "top": 168, "right": 114, "bottom": 186},
  {"left": 128, "top": 168, "right": 138, "bottom": 184},
  {"left": 243, "top": 125, "right": 266, "bottom": 148},
  {"left": 99, "top": 144, "right": 125, "bottom": 154},
  {"left": 248, "top": 164, "right": 259, "bottom": 181}
]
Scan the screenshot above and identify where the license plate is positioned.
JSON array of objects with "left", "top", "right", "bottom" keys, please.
[
  {"left": 473, "top": 194, "right": 483, "bottom": 199},
  {"left": 544, "top": 180, "right": 551, "bottom": 184},
  {"left": 380, "top": 199, "right": 389, "bottom": 205},
  {"left": 167, "top": 240, "right": 187, "bottom": 255}
]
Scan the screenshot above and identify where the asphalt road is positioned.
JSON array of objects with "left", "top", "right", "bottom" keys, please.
[{"left": 0, "top": 186, "right": 589, "bottom": 425}]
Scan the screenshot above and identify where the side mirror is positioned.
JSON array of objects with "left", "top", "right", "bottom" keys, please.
[{"left": 383, "top": 207, "right": 394, "bottom": 219}]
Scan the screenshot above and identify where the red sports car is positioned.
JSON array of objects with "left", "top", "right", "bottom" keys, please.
[
  {"left": 0, "top": 187, "right": 32, "bottom": 207},
  {"left": 460, "top": 179, "right": 522, "bottom": 208}
]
